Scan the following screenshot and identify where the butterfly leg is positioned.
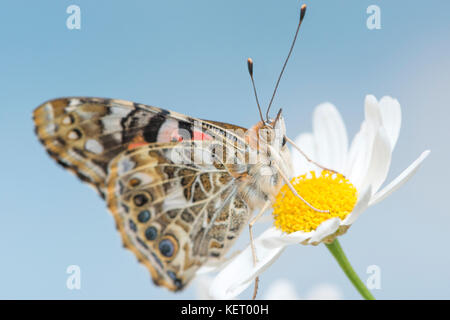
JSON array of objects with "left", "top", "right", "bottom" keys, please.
[
  {"left": 248, "top": 200, "right": 272, "bottom": 300},
  {"left": 285, "top": 136, "right": 340, "bottom": 175},
  {"left": 274, "top": 162, "right": 329, "bottom": 213}
]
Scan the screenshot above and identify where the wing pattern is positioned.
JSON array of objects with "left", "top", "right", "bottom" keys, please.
[
  {"left": 33, "top": 97, "right": 249, "bottom": 198},
  {"left": 106, "top": 142, "right": 251, "bottom": 290},
  {"left": 33, "top": 97, "right": 254, "bottom": 291}
]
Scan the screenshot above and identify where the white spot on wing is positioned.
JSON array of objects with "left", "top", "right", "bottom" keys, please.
[
  {"left": 68, "top": 130, "right": 79, "bottom": 140},
  {"left": 109, "top": 106, "right": 132, "bottom": 116},
  {"left": 62, "top": 116, "right": 72, "bottom": 125},
  {"left": 44, "top": 103, "right": 54, "bottom": 121},
  {"left": 85, "top": 139, "right": 104, "bottom": 154},
  {"left": 65, "top": 99, "right": 80, "bottom": 112},
  {"left": 128, "top": 172, "right": 154, "bottom": 185},
  {"left": 65, "top": 105, "right": 77, "bottom": 112},
  {"left": 162, "top": 188, "right": 189, "bottom": 212},
  {"left": 101, "top": 117, "right": 124, "bottom": 135},
  {"left": 157, "top": 118, "right": 178, "bottom": 142},
  {"left": 69, "top": 99, "right": 81, "bottom": 106},
  {"left": 45, "top": 123, "right": 56, "bottom": 134},
  {"left": 118, "top": 157, "right": 135, "bottom": 175},
  {"left": 112, "top": 132, "right": 122, "bottom": 142}
]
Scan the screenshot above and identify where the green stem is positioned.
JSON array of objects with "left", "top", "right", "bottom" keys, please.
[{"left": 325, "top": 238, "right": 375, "bottom": 300}]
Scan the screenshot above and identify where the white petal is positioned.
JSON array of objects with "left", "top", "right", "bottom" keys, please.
[
  {"left": 307, "top": 217, "right": 341, "bottom": 245},
  {"left": 346, "top": 95, "right": 385, "bottom": 189},
  {"left": 345, "top": 122, "right": 373, "bottom": 189},
  {"left": 312, "top": 103, "right": 348, "bottom": 172},
  {"left": 359, "top": 127, "right": 392, "bottom": 195},
  {"left": 196, "top": 251, "right": 242, "bottom": 275},
  {"left": 209, "top": 229, "right": 287, "bottom": 299},
  {"left": 369, "top": 150, "right": 430, "bottom": 206},
  {"left": 378, "top": 96, "right": 401, "bottom": 150},
  {"left": 260, "top": 227, "right": 312, "bottom": 248},
  {"left": 364, "top": 95, "right": 382, "bottom": 128},
  {"left": 291, "top": 133, "right": 316, "bottom": 175},
  {"left": 342, "top": 186, "right": 372, "bottom": 225}
]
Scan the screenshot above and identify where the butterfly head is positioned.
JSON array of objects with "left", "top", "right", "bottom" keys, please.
[
  {"left": 245, "top": 109, "right": 292, "bottom": 188},
  {"left": 247, "top": 108, "right": 287, "bottom": 149},
  {"left": 265, "top": 112, "right": 292, "bottom": 177}
]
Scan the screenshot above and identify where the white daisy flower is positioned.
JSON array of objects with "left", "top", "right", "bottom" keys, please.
[{"left": 209, "top": 95, "right": 430, "bottom": 299}]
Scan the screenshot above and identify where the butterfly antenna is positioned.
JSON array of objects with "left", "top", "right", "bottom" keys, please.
[
  {"left": 272, "top": 108, "right": 283, "bottom": 127},
  {"left": 266, "top": 4, "right": 307, "bottom": 121},
  {"left": 247, "top": 58, "right": 265, "bottom": 124}
]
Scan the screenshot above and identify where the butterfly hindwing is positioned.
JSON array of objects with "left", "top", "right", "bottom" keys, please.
[{"left": 106, "top": 142, "right": 251, "bottom": 290}]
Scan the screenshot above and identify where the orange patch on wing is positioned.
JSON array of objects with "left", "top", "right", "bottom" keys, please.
[
  {"left": 128, "top": 135, "right": 149, "bottom": 150},
  {"left": 193, "top": 130, "right": 212, "bottom": 141},
  {"left": 171, "top": 129, "right": 212, "bottom": 142}
]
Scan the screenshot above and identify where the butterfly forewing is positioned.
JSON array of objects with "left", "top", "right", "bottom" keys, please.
[{"left": 33, "top": 97, "right": 249, "bottom": 198}]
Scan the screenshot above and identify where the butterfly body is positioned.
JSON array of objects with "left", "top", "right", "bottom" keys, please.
[{"left": 33, "top": 97, "right": 292, "bottom": 290}]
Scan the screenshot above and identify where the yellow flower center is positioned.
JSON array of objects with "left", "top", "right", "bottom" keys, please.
[{"left": 272, "top": 171, "right": 358, "bottom": 233}]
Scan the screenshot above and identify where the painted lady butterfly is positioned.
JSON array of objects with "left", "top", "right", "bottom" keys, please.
[{"left": 33, "top": 97, "right": 292, "bottom": 291}]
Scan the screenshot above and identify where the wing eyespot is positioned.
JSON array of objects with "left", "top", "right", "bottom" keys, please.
[
  {"left": 145, "top": 226, "right": 158, "bottom": 241},
  {"left": 137, "top": 210, "right": 151, "bottom": 223},
  {"left": 158, "top": 235, "right": 178, "bottom": 259},
  {"left": 133, "top": 193, "right": 150, "bottom": 207}
]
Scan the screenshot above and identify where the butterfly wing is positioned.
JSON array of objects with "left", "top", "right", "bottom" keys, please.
[
  {"left": 34, "top": 97, "right": 255, "bottom": 291},
  {"left": 106, "top": 141, "right": 251, "bottom": 290},
  {"left": 33, "top": 97, "right": 249, "bottom": 198}
]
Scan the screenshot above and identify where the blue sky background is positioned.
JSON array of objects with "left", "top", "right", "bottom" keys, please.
[{"left": 0, "top": 0, "right": 449, "bottom": 299}]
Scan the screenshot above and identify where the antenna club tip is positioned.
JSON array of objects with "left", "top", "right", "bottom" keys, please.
[
  {"left": 247, "top": 58, "right": 254, "bottom": 76},
  {"left": 300, "top": 4, "right": 307, "bottom": 19}
]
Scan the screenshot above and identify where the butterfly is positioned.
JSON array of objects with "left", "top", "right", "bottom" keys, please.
[
  {"left": 33, "top": 96, "right": 293, "bottom": 291},
  {"left": 33, "top": 4, "right": 311, "bottom": 293}
]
